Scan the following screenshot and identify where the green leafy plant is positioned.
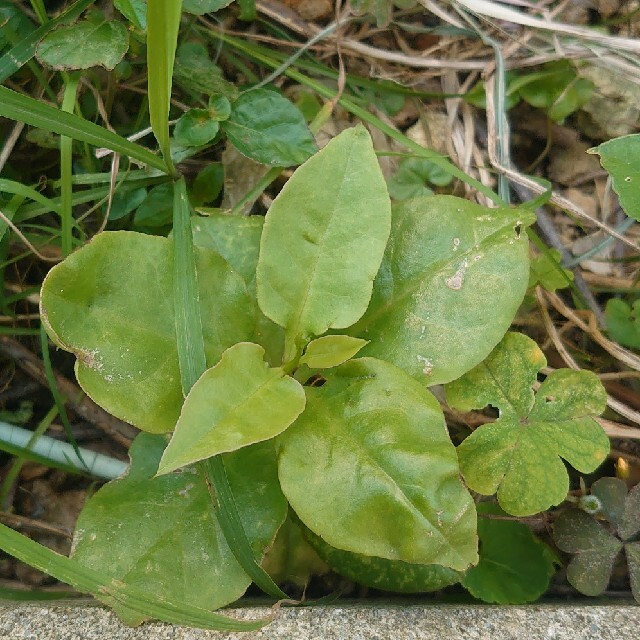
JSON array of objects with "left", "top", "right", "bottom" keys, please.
[
  {"left": 0, "top": 0, "right": 622, "bottom": 628},
  {"left": 554, "top": 478, "right": 640, "bottom": 602}
]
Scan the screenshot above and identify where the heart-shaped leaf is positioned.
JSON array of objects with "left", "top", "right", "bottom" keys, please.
[
  {"left": 462, "top": 503, "right": 558, "bottom": 603},
  {"left": 221, "top": 88, "right": 317, "bottom": 167},
  {"left": 158, "top": 343, "right": 305, "bottom": 474},
  {"left": 299, "top": 335, "right": 369, "bottom": 369},
  {"left": 72, "top": 434, "right": 287, "bottom": 625},
  {"left": 447, "top": 332, "right": 609, "bottom": 516},
  {"left": 257, "top": 125, "right": 391, "bottom": 355},
  {"left": 174, "top": 108, "right": 220, "bottom": 147},
  {"left": 40, "top": 231, "right": 254, "bottom": 433},
  {"left": 349, "top": 196, "right": 534, "bottom": 384},
  {"left": 277, "top": 357, "right": 478, "bottom": 570}
]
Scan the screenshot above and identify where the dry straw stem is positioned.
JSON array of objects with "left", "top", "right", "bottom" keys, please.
[{"left": 536, "top": 288, "right": 640, "bottom": 429}]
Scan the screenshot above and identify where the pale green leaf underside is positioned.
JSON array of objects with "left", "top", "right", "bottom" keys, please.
[
  {"left": 72, "top": 434, "right": 287, "bottom": 625},
  {"left": 299, "top": 335, "right": 369, "bottom": 369},
  {"left": 257, "top": 125, "right": 392, "bottom": 347},
  {"left": 278, "top": 357, "right": 478, "bottom": 571},
  {"left": 448, "top": 333, "right": 609, "bottom": 516},
  {"left": 40, "top": 231, "right": 254, "bottom": 433},
  {"left": 158, "top": 343, "right": 305, "bottom": 474},
  {"left": 349, "top": 196, "right": 534, "bottom": 385},
  {"left": 36, "top": 20, "right": 130, "bottom": 70},
  {"left": 590, "top": 134, "right": 640, "bottom": 221}
]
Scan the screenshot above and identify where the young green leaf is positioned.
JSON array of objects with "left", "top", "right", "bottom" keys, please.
[
  {"left": 605, "top": 299, "right": 640, "bottom": 349},
  {"left": 387, "top": 157, "right": 453, "bottom": 201},
  {"left": 40, "top": 232, "right": 254, "bottom": 434},
  {"left": 349, "top": 196, "right": 534, "bottom": 385},
  {"left": 257, "top": 125, "right": 391, "bottom": 356},
  {"left": 72, "top": 433, "right": 287, "bottom": 625},
  {"left": 528, "top": 249, "right": 574, "bottom": 292},
  {"left": 278, "top": 357, "right": 478, "bottom": 571},
  {"left": 174, "top": 108, "right": 220, "bottom": 147},
  {"left": 462, "top": 503, "right": 557, "bottom": 604},
  {"left": 114, "top": 0, "right": 147, "bottom": 30},
  {"left": 173, "top": 42, "right": 237, "bottom": 98},
  {"left": 447, "top": 332, "right": 609, "bottom": 516},
  {"left": 590, "top": 134, "right": 640, "bottom": 221},
  {"left": 221, "top": 88, "right": 317, "bottom": 166},
  {"left": 158, "top": 343, "right": 305, "bottom": 474},
  {"left": 36, "top": 17, "right": 129, "bottom": 70},
  {"left": 183, "top": 0, "right": 234, "bottom": 14},
  {"left": 299, "top": 335, "right": 369, "bottom": 369},
  {"left": 302, "top": 523, "right": 461, "bottom": 593},
  {"left": 191, "top": 163, "right": 224, "bottom": 206}
]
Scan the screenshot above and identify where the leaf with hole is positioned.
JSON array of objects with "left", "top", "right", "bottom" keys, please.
[
  {"left": 222, "top": 88, "right": 317, "bottom": 166},
  {"left": 40, "top": 231, "right": 254, "bottom": 434},
  {"left": 257, "top": 125, "right": 391, "bottom": 357},
  {"left": 447, "top": 332, "right": 609, "bottom": 516},
  {"left": 462, "top": 503, "right": 558, "bottom": 603},
  {"left": 158, "top": 342, "right": 305, "bottom": 474},
  {"left": 348, "top": 196, "right": 534, "bottom": 384},
  {"left": 278, "top": 357, "right": 478, "bottom": 570},
  {"left": 36, "top": 16, "right": 129, "bottom": 70},
  {"left": 72, "top": 433, "right": 287, "bottom": 625}
]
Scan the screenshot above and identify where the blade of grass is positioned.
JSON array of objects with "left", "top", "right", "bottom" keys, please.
[
  {"left": 0, "top": 87, "right": 166, "bottom": 172},
  {"left": 0, "top": 523, "right": 269, "bottom": 630},
  {"left": 0, "top": 586, "right": 80, "bottom": 601},
  {"left": 60, "top": 73, "right": 80, "bottom": 257},
  {"left": 0, "top": 179, "right": 60, "bottom": 215},
  {"left": 172, "top": 178, "right": 291, "bottom": 600},
  {"left": 146, "top": 0, "right": 182, "bottom": 176},
  {"left": 0, "top": 0, "right": 95, "bottom": 83}
]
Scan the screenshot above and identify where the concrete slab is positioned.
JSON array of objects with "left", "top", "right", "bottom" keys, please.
[{"left": 1, "top": 602, "right": 639, "bottom": 640}]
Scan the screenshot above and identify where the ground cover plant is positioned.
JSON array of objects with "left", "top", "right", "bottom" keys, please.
[{"left": 0, "top": 0, "right": 639, "bottom": 630}]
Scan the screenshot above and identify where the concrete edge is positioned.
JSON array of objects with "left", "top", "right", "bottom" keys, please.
[{"left": 1, "top": 602, "right": 639, "bottom": 639}]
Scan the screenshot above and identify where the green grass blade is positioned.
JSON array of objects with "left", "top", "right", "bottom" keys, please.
[
  {"left": 171, "top": 178, "right": 291, "bottom": 600},
  {"left": 172, "top": 177, "right": 206, "bottom": 394},
  {"left": 0, "top": 0, "right": 95, "bottom": 83},
  {"left": 0, "top": 586, "right": 80, "bottom": 601},
  {"left": 0, "top": 179, "right": 60, "bottom": 214},
  {"left": 147, "top": 0, "right": 182, "bottom": 176},
  {"left": 0, "top": 86, "right": 166, "bottom": 171},
  {"left": 0, "top": 523, "right": 269, "bottom": 630},
  {"left": 60, "top": 73, "right": 80, "bottom": 257}
]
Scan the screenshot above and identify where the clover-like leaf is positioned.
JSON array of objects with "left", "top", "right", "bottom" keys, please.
[
  {"left": 302, "top": 522, "right": 461, "bottom": 593},
  {"left": 447, "top": 332, "right": 609, "bottom": 516},
  {"left": 72, "top": 434, "right": 287, "bottom": 625},
  {"left": 40, "top": 232, "right": 254, "bottom": 433},
  {"left": 157, "top": 343, "right": 306, "bottom": 474},
  {"left": 299, "top": 335, "right": 369, "bottom": 369},
  {"left": 349, "top": 196, "right": 534, "bottom": 384},
  {"left": 555, "top": 480, "right": 640, "bottom": 602},
  {"left": 589, "top": 134, "right": 640, "bottom": 222},
  {"left": 462, "top": 503, "right": 558, "bottom": 603},
  {"left": 605, "top": 298, "right": 640, "bottom": 350},
  {"left": 221, "top": 88, "right": 317, "bottom": 167},
  {"left": 257, "top": 126, "right": 391, "bottom": 356},
  {"left": 278, "top": 357, "right": 478, "bottom": 570}
]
